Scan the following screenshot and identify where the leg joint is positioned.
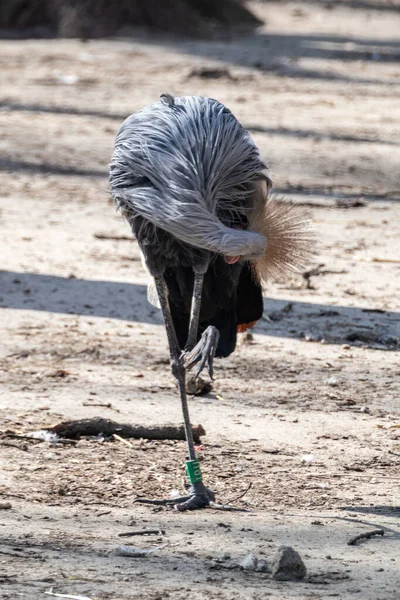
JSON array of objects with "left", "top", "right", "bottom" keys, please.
[{"left": 171, "top": 356, "right": 185, "bottom": 381}]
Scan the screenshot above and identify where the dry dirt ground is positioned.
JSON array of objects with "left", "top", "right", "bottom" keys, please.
[{"left": 1, "top": 1, "right": 400, "bottom": 599}]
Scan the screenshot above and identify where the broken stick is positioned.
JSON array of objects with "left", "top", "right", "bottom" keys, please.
[
  {"left": 113, "top": 433, "right": 135, "bottom": 448},
  {"left": 93, "top": 232, "right": 132, "bottom": 241},
  {"left": 348, "top": 529, "right": 384, "bottom": 546},
  {"left": 118, "top": 529, "right": 165, "bottom": 537},
  {"left": 46, "top": 418, "right": 205, "bottom": 443}
]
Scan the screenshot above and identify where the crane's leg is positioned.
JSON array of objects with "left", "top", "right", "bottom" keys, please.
[
  {"left": 183, "top": 271, "right": 220, "bottom": 380},
  {"left": 136, "top": 274, "right": 215, "bottom": 511},
  {"left": 185, "top": 271, "right": 205, "bottom": 351}
]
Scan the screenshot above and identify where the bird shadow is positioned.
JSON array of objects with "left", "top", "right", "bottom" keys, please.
[
  {"left": 258, "top": 295, "right": 399, "bottom": 349},
  {"left": 1, "top": 270, "right": 398, "bottom": 348}
]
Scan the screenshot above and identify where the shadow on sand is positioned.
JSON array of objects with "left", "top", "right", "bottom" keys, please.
[{"left": 1, "top": 270, "right": 398, "bottom": 347}]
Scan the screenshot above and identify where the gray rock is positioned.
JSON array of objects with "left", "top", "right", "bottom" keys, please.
[{"left": 270, "top": 546, "right": 307, "bottom": 581}]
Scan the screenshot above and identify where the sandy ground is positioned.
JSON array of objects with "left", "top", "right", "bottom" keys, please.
[{"left": 1, "top": 1, "right": 400, "bottom": 598}]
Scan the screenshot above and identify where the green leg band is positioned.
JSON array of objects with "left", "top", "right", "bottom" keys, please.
[{"left": 186, "top": 459, "right": 203, "bottom": 484}]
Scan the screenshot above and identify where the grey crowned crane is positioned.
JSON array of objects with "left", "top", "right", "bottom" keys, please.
[{"left": 109, "top": 93, "right": 310, "bottom": 510}]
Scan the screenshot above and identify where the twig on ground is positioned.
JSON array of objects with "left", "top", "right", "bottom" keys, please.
[
  {"left": 46, "top": 418, "right": 205, "bottom": 443},
  {"left": 335, "top": 198, "right": 367, "bottom": 208},
  {"left": 358, "top": 257, "right": 400, "bottom": 264},
  {"left": 302, "top": 264, "right": 348, "bottom": 289},
  {"left": 113, "top": 434, "right": 135, "bottom": 448},
  {"left": 118, "top": 529, "right": 165, "bottom": 537},
  {"left": 0, "top": 441, "right": 29, "bottom": 451},
  {"left": 209, "top": 502, "right": 249, "bottom": 512},
  {"left": 227, "top": 482, "right": 252, "bottom": 503},
  {"left": 290, "top": 201, "right": 329, "bottom": 208},
  {"left": 348, "top": 529, "right": 384, "bottom": 546},
  {"left": 93, "top": 232, "right": 132, "bottom": 241},
  {"left": 82, "top": 402, "right": 119, "bottom": 412},
  {"left": 0, "top": 549, "right": 29, "bottom": 557},
  {"left": 0, "top": 493, "right": 25, "bottom": 499},
  {"left": 370, "top": 257, "right": 400, "bottom": 263},
  {"left": 45, "top": 589, "right": 93, "bottom": 600},
  {"left": 2, "top": 431, "right": 76, "bottom": 446},
  {"left": 111, "top": 543, "right": 168, "bottom": 557}
]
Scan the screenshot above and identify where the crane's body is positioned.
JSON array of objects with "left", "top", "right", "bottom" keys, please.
[{"left": 110, "top": 94, "right": 309, "bottom": 510}]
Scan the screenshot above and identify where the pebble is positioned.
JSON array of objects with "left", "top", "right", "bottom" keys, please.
[
  {"left": 0, "top": 502, "right": 12, "bottom": 510},
  {"left": 270, "top": 546, "right": 307, "bottom": 581}
]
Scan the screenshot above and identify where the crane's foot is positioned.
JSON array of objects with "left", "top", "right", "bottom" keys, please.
[
  {"left": 135, "top": 481, "right": 215, "bottom": 511},
  {"left": 183, "top": 325, "right": 220, "bottom": 380},
  {"left": 135, "top": 489, "right": 246, "bottom": 512}
]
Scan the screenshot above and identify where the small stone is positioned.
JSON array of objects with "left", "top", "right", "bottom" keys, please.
[
  {"left": 0, "top": 502, "right": 12, "bottom": 510},
  {"left": 186, "top": 377, "right": 212, "bottom": 396},
  {"left": 270, "top": 546, "right": 307, "bottom": 581},
  {"left": 241, "top": 552, "right": 258, "bottom": 571}
]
